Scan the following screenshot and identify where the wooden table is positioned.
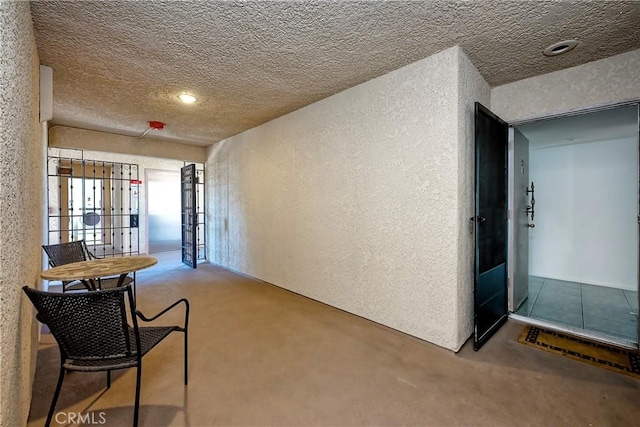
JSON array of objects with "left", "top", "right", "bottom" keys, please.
[{"left": 41, "top": 256, "right": 157, "bottom": 291}]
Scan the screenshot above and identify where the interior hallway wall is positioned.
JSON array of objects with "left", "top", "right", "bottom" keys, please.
[
  {"left": 49, "top": 126, "right": 207, "bottom": 163},
  {"left": 0, "top": 3, "right": 45, "bottom": 425},
  {"left": 207, "top": 46, "right": 490, "bottom": 351},
  {"left": 528, "top": 137, "right": 638, "bottom": 290},
  {"left": 491, "top": 48, "right": 640, "bottom": 122}
]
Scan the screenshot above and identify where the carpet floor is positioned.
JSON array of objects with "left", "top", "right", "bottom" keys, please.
[{"left": 28, "top": 262, "right": 640, "bottom": 426}]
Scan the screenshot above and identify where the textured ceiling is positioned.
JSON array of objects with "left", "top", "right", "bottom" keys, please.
[{"left": 30, "top": 1, "right": 640, "bottom": 146}]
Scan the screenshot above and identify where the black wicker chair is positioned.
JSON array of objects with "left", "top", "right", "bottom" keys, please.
[
  {"left": 23, "top": 284, "right": 189, "bottom": 427},
  {"left": 42, "top": 240, "right": 135, "bottom": 292}
]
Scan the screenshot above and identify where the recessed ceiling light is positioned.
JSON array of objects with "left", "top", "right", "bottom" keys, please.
[
  {"left": 543, "top": 40, "right": 578, "bottom": 57},
  {"left": 178, "top": 93, "right": 197, "bottom": 104}
]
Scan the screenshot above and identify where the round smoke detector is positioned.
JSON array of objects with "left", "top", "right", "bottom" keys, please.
[{"left": 543, "top": 40, "right": 578, "bottom": 57}]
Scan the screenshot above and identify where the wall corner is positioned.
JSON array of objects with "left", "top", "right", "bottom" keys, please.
[{"left": 454, "top": 47, "right": 491, "bottom": 350}]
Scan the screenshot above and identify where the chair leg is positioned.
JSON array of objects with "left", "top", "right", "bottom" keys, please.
[
  {"left": 133, "top": 364, "right": 142, "bottom": 427},
  {"left": 106, "top": 370, "right": 111, "bottom": 389},
  {"left": 45, "top": 366, "right": 65, "bottom": 427},
  {"left": 184, "top": 330, "right": 188, "bottom": 386}
]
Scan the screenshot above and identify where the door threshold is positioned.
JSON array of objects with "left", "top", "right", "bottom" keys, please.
[{"left": 508, "top": 313, "right": 638, "bottom": 350}]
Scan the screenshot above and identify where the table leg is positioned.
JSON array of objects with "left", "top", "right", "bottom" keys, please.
[
  {"left": 117, "top": 274, "right": 128, "bottom": 287},
  {"left": 116, "top": 273, "right": 135, "bottom": 299},
  {"left": 80, "top": 278, "right": 98, "bottom": 291}
]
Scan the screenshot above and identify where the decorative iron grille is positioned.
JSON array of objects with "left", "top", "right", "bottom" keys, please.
[
  {"left": 194, "top": 164, "right": 206, "bottom": 260},
  {"left": 47, "top": 150, "right": 140, "bottom": 257}
]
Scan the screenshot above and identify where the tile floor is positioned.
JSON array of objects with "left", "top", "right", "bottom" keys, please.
[{"left": 515, "top": 276, "right": 638, "bottom": 342}]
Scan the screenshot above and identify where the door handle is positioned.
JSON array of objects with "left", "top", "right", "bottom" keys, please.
[
  {"left": 526, "top": 181, "right": 535, "bottom": 221},
  {"left": 469, "top": 216, "right": 486, "bottom": 234}
]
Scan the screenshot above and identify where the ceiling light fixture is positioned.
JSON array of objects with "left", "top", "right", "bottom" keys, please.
[
  {"left": 178, "top": 93, "right": 197, "bottom": 104},
  {"left": 543, "top": 40, "right": 578, "bottom": 57}
]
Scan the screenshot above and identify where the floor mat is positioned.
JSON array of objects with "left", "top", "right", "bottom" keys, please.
[{"left": 519, "top": 326, "right": 640, "bottom": 379}]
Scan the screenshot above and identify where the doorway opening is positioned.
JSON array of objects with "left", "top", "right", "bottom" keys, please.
[
  {"left": 511, "top": 105, "right": 639, "bottom": 347},
  {"left": 473, "top": 102, "right": 640, "bottom": 350},
  {"left": 147, "top": 170, "right": 181, "bottom": 253},
  {"left": 144, "top": 163, "right": 206, "bottom": 270}
]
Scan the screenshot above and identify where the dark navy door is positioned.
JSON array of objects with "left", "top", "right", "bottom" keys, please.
[{"left": 474, "top": 102, "right": 509, "bottom": 350}]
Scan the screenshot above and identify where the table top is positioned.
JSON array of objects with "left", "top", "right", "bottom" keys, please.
[{"left": 41, "top": 256, "right": 157, "bottom": 281}]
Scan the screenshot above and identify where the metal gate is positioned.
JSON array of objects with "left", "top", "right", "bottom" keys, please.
[
  {"left": 47, "top": 149, "right": 140, "bottom": 257},
  {"left": 181, "top": 163, "right": 206, "bottom": 267},
  {"left": 195, "top": 164, "right": 206, "bottom": 262}
]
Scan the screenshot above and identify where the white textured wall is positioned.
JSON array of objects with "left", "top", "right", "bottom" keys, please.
[
  {"left": 207, "top": 142, "right": 229, "bottom": 267},
  {"left": 491, "top": 49, "right": 640, "bottom": 122},
  {"left": 48, "top": 147, "right": 190, "bottom": 255},
  {"left": 49, "top": 126, "right": 207, "bottom": 163},
  {"left": 0, "top": 2, "right": 45, "bottom": 426},
  {"left": 529, "top": 137, "right": 638, "bottom": 290},
  {"left": 207, "top": 46, "right": 488, "bottom": 351}
]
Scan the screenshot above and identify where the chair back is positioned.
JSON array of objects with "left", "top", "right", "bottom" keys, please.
[
  {"left": 23, "top": 285, "right": 136, "bottom": 360},
  {"left": 42, "top": 240, "right": 92, "bottom": 267}
]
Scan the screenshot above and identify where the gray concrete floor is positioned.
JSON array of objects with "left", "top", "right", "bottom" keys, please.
[{"left": 28, "top": 263, "right": 640, "bottom": 426}]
